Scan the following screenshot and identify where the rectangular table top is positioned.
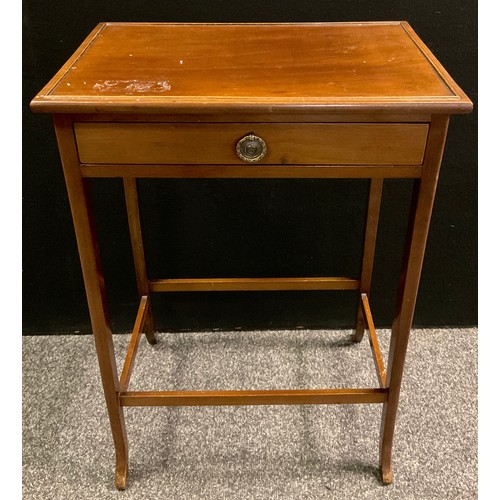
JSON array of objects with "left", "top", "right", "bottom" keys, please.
[{"left": 31, "top": 22, "right": 471, "bottom": 115}]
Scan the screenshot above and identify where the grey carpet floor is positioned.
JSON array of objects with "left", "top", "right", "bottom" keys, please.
[{"left": 22, "top": 328, "right": 477, "bottom": 499}]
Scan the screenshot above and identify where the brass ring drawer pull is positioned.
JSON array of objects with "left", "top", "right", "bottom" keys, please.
[{"left": 236, "top": 133, "right": 267, "bottom": 163}]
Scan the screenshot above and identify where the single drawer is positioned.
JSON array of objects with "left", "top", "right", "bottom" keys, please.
[{"left": 74, "top": 122, "right": 429, "bottom": 165}]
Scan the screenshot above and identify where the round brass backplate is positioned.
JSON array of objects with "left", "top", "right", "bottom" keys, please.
[{"left": 236, "top": 133, "right": 267, "bottom": 163}]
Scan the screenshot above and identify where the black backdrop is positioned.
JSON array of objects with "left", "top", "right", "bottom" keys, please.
[{"left": 22, "top": 1, "right": 477, "bottom": 335}]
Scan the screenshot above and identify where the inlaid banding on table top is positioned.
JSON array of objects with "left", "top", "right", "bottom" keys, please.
[
  {"left": 30, "top": 22, "right": 472, "bottom": 114},
  {"left": 48, "top": 23, "right": 454, "bottom": 99}
]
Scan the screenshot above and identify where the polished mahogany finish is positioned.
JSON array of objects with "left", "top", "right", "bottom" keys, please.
[
  {"left": 31, "top": 22, "right": 471, "bottom": 115},
  {"left": 74, "top": 122, "right": 429, "bottom": 165},
  {"left": 31, "top": 22, "right": 472, "bottom": 490}
]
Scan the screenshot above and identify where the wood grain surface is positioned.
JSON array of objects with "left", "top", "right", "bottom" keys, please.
[
  {"left": 30, "top": 22, "right": 472, "bottom": 114},
  {"left": 75, "top": 122, "right": 429, "bottom": 165}
]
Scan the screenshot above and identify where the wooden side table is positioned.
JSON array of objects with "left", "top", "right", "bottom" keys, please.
[{"left": 31, "top": 22, "right": 472, "bottom": 489}]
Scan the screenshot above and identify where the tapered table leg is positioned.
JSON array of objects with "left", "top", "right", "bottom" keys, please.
[
  {"left": 353, "top": 178, "right": 383, "bottom": 342},
  {"left": 123, "top": 177, "right": 157, "bottom": 345},
  {"left": 379, "top": 115, "right": 450, "bottom": 484},
  {"left": 53, "top": 114, "right": 129, "bottom": 489}
]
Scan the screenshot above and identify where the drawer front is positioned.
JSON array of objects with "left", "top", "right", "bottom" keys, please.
[{"left": 74, "top": 123, "right": 429, "bottom": 165}]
